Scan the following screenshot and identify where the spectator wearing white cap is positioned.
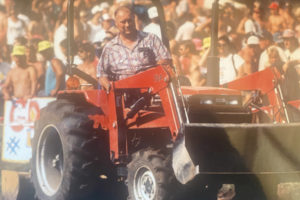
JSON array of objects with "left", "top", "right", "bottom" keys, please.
[
  {"left": 88, "top": 5, "right": 104, "bottom": 43},
  {"left": 93, "top": 13, "right": 116, "bottom": 43},
  {"left": 282, "top": 29, "right": 300, "bottom": 61},
  {"left": 143, "top": 6, "right": 162, "bottom": 40},
  {"left": 239, "top": 35, "right": 261, "bottom": 74},
  {"left": 99, "top": 2, "right": 110, "bottom": 14}
]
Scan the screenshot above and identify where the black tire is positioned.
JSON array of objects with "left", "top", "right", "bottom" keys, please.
[
  {"left": 127, "top": 148, "right": 178, "bottom": 200},
  {"left": 31, "top": 99, "right": 114, "bottom": 200}
]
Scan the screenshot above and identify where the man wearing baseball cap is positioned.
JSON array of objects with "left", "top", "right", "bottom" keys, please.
[
  {"left": 143, "top": 6, "right": 162, "bottom": 40},
  {"left": 38, "top": 40, "right": 65, "bottom": 97},
  {"left": 267, "top": 2, "right": 285, "bottom": 35},
  {"left": 282, "top": 29, "right": 300, "bottom": 61},
  {"left": 2, "top": 45, "right": 37, "bottom": 100},
  {"left": 244, "top": 36, "right": 261, "bottom": 73}
]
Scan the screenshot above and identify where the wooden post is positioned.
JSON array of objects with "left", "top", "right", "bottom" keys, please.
[{"left": 1, "top": 170, "right": 19, "bottom": 200}]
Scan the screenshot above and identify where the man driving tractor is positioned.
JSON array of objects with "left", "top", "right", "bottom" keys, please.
[{"left": 97, "top": 5, "right": 172, "bottom": 92}]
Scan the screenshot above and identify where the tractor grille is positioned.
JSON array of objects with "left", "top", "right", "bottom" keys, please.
[{"left": 186, "top": 94, "right": 252, "bottom": 123}]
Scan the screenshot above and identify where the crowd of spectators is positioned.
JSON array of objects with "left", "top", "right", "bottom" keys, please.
[{"left": 0, "top": 0, "right": 300, "bottom": 102}]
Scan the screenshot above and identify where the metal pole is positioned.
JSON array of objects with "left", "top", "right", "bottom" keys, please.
[
  {"left": 152, "top": 0, "right": 170, "bottom": 51},
  {"left": 206, "top": 0, "right": 219, "bottom": 86},
  {"left": 67, "top": 0, "right": 74, "bottom": 75}
]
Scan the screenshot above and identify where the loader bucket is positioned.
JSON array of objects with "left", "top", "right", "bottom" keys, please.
[{"left": 172, "top": 122, "right": 300, "bottom": 198}]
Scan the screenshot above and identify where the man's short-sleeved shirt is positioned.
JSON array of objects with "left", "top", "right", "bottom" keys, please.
[
  {"left": 97, "top": 31, "right": 171, "bottom": 81},
  {"left": 220, "top": 54, "right": 244, "bottom": 85}
]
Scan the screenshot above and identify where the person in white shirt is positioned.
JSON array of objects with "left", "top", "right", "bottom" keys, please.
[
  {"left": 218, "top": 35, "right": 245, "bottom": 85},
  {"left": 143, "top": 6, "right": 162, "bottom": 40},
  {"left": 6, "top": 6, "right": 26, "bottom": 50},
  {"left": 88, "top": 5, "right": 104, "bottom": 43},
  {"left": 93, "top": 13, "right": 115, "bottom": 43},
  {"left": 175, "top": 13, "right": 195, "bottom": 41},
  {"left": 53, "top": 16, "right": 67, "bottom": 62},
  {"left": 282, "top": 29, "right": 300, "bottom": 61}
]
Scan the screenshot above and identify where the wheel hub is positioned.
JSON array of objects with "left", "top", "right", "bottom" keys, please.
[
  {"left": 134, "top": 167, "right": 156, "bottom": 200},
  {"left": 52, "top": 154, "right": 60, "bottom": 168},
  {"left": 36, "top": 125, "right": 64, "bottom": 196}
]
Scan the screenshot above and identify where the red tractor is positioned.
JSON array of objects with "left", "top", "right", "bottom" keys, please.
[{"left": 29, "top": 0, "right": 300, "bottom": 200}]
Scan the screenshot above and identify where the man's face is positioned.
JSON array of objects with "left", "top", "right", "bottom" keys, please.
[
  {"left": 259, "top": 38, "right": 270, "bottom": 50},
  {"left": 283, "top": 37, "right": 292, "bottom": 50},
  {"left": 217, "top": 40, "right": 229, "bottom": 56},
  {"left": 102, "top": 20, "right": 111, "bottom": 30},
  {"left": 9, "top": 7, "right": 17, "bottom": 17},
  {"left": 115, "top": 9, "right": 136, "bottom": 37},
  {"left": 248, "top": 44, "right": 258, "bottom": 56},
  {"left": 178, "top": 44, "right": 189, "bottom": 56},
  {"left": 13, "top": 55, "right": 26, "bottom": 67},
  {"left": 270, "top": 8, "right": 278, "bottom": 15},
  {"left": 78, "top": 49, "right": 88, "bottom": 61}
]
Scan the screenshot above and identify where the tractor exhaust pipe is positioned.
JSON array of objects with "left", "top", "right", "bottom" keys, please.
[
  {"left": 67, "top": 0, "right": 74, "bottom": 75},
  {"left": 206, "top": 0, "right": 220, "bottom": 86}
]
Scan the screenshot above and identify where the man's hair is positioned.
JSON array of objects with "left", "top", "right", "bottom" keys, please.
[
  {"left": 114, "top": 5, "right": 134, "bottom": 18},
  {"left": 179, "top": 40, "right": 197, "bottom": 54},
  {"left": 218, "top": 35, "right": 235, "bottom": 53},
  {"left": 78, "top": 42, "right": 95, "bottom": 62}
]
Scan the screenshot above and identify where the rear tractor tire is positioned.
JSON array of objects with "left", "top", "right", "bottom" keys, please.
[
  {"left": 31, "top": 99, "right": 113, "bottom": 200},
  {"left": 127, "top": 148, "right": 178, "bottom": 200}
]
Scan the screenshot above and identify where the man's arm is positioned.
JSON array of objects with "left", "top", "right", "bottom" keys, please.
[
  {"left": 2, "top": 70, "right": 12, "bottom": 100},
  {"left": 98, "top": 76, "right": 110, "bottom": 92},
  {"left": 50, "top": 59, "right": 64, "bottom": 96},
  {"left": 28, "top": 66, "right": 37, "bottom": 98},
  {"left": 150, "top": 34, "right": 172, "bottom": 64},
  {"left": 97, "top": 46, "right": 111, "bottom": 92}
]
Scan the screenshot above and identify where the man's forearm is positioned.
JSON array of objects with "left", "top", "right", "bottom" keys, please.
[
  {"left": 2, "top": 87, "right": 11, "bottom": 100},
  {"left": 98, "top": 76, "right": 110, "bottom": 92}
]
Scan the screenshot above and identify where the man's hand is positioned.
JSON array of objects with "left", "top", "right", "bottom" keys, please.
[
  {"left": 3, "top": 94, "right": 11, "bottom": 100},
  {"left": 50, "top": 89, "right": 58, "bottom": 97},
  {"left": 99, "top": 77, "right": 111, "bottom": 94},
  {"left": 157, "top": 59, "right": 172, "bottom": 66}
]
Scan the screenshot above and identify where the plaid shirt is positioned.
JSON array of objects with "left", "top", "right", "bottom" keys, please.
[{"left": 97, "top": 31, "right": 171, "bottom": 81}]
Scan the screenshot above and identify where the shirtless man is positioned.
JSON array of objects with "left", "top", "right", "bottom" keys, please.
[
  {"left": 267, "top": 2, "right": 285, "bottom": 34},
  {"left": 76, "top": 42, "right": 97, "bottom": 89},
  {"left": 2, "top": 45, "right": 37, "bottom": 100}
]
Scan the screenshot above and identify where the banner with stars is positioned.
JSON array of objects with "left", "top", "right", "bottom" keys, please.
[{"left": 1, "top": 98, "right": 55, "bottom": 163}]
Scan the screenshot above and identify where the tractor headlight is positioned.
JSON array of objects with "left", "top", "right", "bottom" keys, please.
[
  {"left": 199, "top": 96, "right": 241, "bottom": 106},
  {"left": 228, "top": 99, "right": 239, "bottom": 105},
  {"left": 201, "top": 99, "right": 213, "bottom": 105}
]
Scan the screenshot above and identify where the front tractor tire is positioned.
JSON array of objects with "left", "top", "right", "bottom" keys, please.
[
  {"left": 127, "top": 148, "right": 177, "bottom": 200},
  {"left": 31, "top": 99, "right": 111, "bottom": 200}
]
